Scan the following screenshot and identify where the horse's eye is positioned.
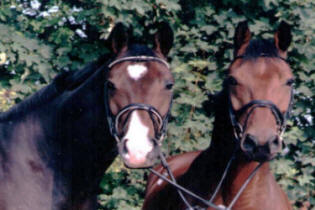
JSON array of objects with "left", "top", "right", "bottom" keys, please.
[
  {"left": 286, "top": 78, "right": 294, "bottom": 86},
  {"left": 225, "top": 76, "right": 238, "bottom": 86},
  {"left": 106, "top": 81, "right": 116, "bottom": 91},
  {"left": 165, "top": 83, "right": 174, "bottom": 90}
]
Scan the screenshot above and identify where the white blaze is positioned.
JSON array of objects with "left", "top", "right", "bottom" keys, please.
[
  {"left": 123, "top": 111, "right": 153, "bottom": 163},
  {"left": 127, "top": 64, "right": 148, "bottom": 80}
]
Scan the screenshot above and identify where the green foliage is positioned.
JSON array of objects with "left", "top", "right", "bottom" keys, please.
[
  {"left": 99, "top": 159, "right": 146, "bottom": 209},
  {"left": 0, "top": 0, "right": 314, "bottom": 209}
]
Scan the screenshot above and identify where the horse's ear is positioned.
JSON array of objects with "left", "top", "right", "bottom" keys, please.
[
  {"left": 234, "top": 21, "right": 251, "bottom": 57},
  {"left": 108, "top": 23, "right": 129, "bottom": 54},
  {"left": 274, "top": 21, "right": 292, "bottom": 58},
  {"left": 153, "top": 22, "right": 174, "bottom": 57}
]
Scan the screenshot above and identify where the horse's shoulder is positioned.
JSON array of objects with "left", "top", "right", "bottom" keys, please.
[
  {"left": 166, "top": 150, "right": 202, "bottom": 172},
  {"left": 145, "top": 151, "right": 202, "bottom": 198}
]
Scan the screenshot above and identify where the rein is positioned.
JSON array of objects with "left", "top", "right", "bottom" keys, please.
[
  {"left": 149, "top": 55, "right": 293, "bottom": 210},
  {"left": 104, "top": 56, "right": 172, "bottom": 144},
  {"left": 150, "top": 148, "right": 264, "bottom": 210}
]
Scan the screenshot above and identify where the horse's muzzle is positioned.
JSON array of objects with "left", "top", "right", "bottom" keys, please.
[
  {"left": 240, "top": 133, "right": 282, "bottom": 162},
  {"left": 117, "top": 138, "right": 159, "bottom": 168}
]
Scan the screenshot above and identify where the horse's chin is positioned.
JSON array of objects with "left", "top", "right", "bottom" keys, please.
[
  {"left": 120, "top": 154, "right": 157, "bottom": 169},
  {"left": 122, "top": 160, "right": 155, "bottom": 169},
  {"left": 242, "top": 151, "right": 278, "bottom": 163}
]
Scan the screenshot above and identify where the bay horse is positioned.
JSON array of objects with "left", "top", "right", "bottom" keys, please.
[
  {"left": 143, "top": 21, "right": 293, "bottom": 210},
  {"left": 0, "top": 22, "right": 174, "bottom": 210}
]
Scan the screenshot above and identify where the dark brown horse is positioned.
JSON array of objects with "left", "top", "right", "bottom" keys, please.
[
  {"left": 143, "top": 21, "right": 293, "bottom": 210},
  {"left": 0, "top": 22, "right": 174, "bottom": 209}
]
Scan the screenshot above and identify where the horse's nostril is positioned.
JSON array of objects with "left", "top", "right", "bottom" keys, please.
[
  {"left": 272, "top": 136, "right": 279, "bottom": 145},
  {"left": 242, "top": 134, "right": 258, "bottom": 152},
  {"left": 122, "top": 139, "right": 129, "bottom": 154},
  {"left": 269, "top": 135, "right": 280, "bottom": 151}
]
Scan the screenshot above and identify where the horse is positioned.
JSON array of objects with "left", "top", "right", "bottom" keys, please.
[
  {"left": 0, "top": 22, "right": 174, "bottom": 210},
  {"left": 143, "top": 21, "right": 293, "bottom": 210}
]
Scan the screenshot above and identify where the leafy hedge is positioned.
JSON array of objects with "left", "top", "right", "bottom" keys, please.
[{"left": 0, "top": 0, "right": 314, "bottom": 209}]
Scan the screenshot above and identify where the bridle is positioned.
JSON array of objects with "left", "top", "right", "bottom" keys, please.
[
  {"left": 149, "top": 54, "right": 294, "bottom": 210},
  {"left": 104, "top": 56, "right": 172, "bottom": 145}
]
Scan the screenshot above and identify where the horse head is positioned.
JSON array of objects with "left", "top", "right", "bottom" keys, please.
[
  {"left": 227, "top": 21, "right": 293, "bottom": 161},
  {"left": 105, "top": 22, "right": 174, "bottom": 168}
]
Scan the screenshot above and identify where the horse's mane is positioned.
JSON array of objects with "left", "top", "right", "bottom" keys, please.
[
  {"left": 242, "top": 39, "right": 280, "bottom": 59},
  {"left": 0, "top": 44, "right": 158, "bottom": 122},
  {"left": 0, "top": 55, "right": 110, "bottom": 122}
]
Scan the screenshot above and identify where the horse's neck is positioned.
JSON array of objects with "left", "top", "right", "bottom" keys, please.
[
  {"left": 180, "top": 90, "right": 240, "bottom": 200},
  {"left": 207, "top": 91, "right": 237, "bottom": 169},
  {"left": 0, "top": 62, "right": 117, "bottom": 208},
  {"left": 179, "top": 92, "right": 237, "bottom": 200},
  {"left": 223, "top": 161, "right": 292, "bottom": 209},
  {"left": 43, "top": 66, "right": 117, "bottom": 206},
  {"left": 221, "top": 160, "right": 273, "bottom": 208},
  {"left": 56, "top": 67, "right": 116, "bottom": 167}
]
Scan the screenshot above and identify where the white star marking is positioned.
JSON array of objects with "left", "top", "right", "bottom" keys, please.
[{"left": 127, "top": 64, "right": 148, "bottom": 80}]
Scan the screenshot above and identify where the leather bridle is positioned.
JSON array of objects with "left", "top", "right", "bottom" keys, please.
[
  {"left": 149, "top": 54, "right": 294, "bottom": 210},
  {"left": 104, "top": 56, "right": 172, "bottom": 145}
]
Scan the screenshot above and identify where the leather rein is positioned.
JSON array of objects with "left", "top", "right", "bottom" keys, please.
[{"left": 149, "top": 54, "right": 294, "bottom": 210}]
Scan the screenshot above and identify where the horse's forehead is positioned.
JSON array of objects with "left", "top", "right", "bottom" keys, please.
[
  {"left": 110, "top": 61, "right": 170, "bottom": 81},
  {"left": 231, "top": 58, "right": 292, "bottom": 85}
]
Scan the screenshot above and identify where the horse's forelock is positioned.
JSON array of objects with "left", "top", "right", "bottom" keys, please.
[{"left": 242, "top": 39, "right": 279, "bottom": 59}]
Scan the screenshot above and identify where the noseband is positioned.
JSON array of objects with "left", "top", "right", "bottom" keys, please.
[
  {"left": 228, "top": 89, "right": 294, "bottom": 143},
  {"left": 104, "top": 56, "right": 172, "bottom": 144},
  {"left": 149, "top": 54, "right": 294, "bottom": 210}
]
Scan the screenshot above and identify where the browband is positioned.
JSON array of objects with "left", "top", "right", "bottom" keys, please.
[{"left": 108, "top": 56, "right": 170, "bottom": 69}]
